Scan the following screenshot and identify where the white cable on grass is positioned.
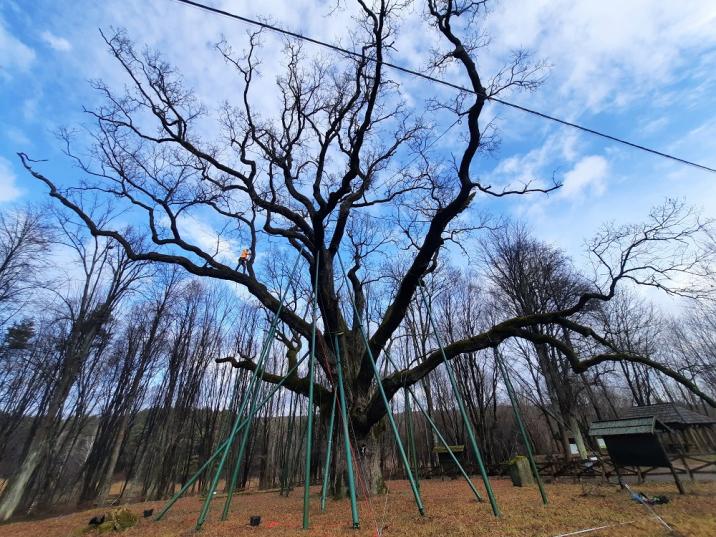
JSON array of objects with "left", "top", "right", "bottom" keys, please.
[
  {"left": 551, "top": 519, "right": 637, "bottom": 537},
  {"left": 620, "top": 480, "right": 674, "bottom": 533}
]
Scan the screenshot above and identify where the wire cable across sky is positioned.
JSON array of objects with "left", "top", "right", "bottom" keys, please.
[{"left": 170, "top": 0, "right": 716, "bottom": 175}]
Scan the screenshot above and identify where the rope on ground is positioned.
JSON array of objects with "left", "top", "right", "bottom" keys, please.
[
  {"left": 620, "top": 480, "right": 674, "bottom": 533},
  {"left": 554, "top": 479, "right": 678, "bottom": 537},
  {"left": 551, "top": 519, "right": 637, "bottom": 537}
]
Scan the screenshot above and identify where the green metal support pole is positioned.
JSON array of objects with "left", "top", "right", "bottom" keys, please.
[
  {"left": 383, "top": 352, "right": 483, "bottom": 502},
  {"left": 320, "top": 393, "right": 337, "bottom": 512},
  {"left": 195, "top": 249, "right": 304, "bottom": 530},
  {"left": 301, "top": 404, "right": 315, "bottom": 526},
  {"left": 336, "top": 252, "right": 425, "bottom": 517},
  {"left": 494, "top": 349, "right": 548, "bottom": 504},
  {"left": 155, "top": 436, "right": 231, "bottom": 521},
  {"left": 404, "top": 388, "right": 419, "bottom": 490},
  {"left": 334, "top": 334, "right": 360, "bottom": 529},
  {"left": 303, "top": 257, "right": 319, "bottom": 529},
  {"left": 221, "top": 359, "right": 268, "bottom": 520},
  {"left": 156, "top": 351, "right": 310, "bottom": 522},
  {"left": 280, "top": 393, "right": 299, "bottom": 495},
  {"left": 223, "top": 329, "right": 289, "bottom": 518},
  {"left": 196, "top": 356, "right": 264, "bottom": 529},
  {"left": 221, "top": 405, "right": 255, "bottom": 519},
  {"left": 418, "top": 286, "right": 500, "bottom": 517}
]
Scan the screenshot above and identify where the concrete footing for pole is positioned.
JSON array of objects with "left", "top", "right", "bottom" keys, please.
[{"left": 509, "top": 456, "right": 535, "bottom": 487}]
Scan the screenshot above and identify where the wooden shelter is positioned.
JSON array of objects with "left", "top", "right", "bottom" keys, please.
[
  {"left": 433, "top": 444, "right": 465, "bottom": 477},
  {"left": 619, "top": 403, "right": 716, "bottom": 454},
  {"left": 588, "top": 416, "right": 685, "bottom": 493}
]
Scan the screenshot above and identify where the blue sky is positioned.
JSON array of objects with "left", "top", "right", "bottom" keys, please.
[{"left": 1, "top": 0, "right": 716, "bottom": 296}]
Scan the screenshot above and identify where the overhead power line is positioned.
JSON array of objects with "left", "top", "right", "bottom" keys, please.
[{"left": 169, "top": 0, "right": 716, "bottom": 175}]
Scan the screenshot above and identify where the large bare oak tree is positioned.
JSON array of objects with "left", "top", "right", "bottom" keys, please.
[{"left": 17, "top": 0, "right": 714, "bottom": 495}]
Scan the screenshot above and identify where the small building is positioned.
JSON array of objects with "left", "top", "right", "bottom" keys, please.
[
  {"left": 588, "top": 416, "right": 685, "bottom": 493},
  {"left": 620, "top": 403, "right": 716, "bottom": 454},
  {"left": 433, "top": 444, "right": 464, "bottom": 477}
]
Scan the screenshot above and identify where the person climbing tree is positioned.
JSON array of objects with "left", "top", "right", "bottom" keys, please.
[{"left": 238, "top": 248, "right": 251, "bottom": 273}]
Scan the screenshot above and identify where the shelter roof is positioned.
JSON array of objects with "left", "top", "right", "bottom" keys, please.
[
  {"left": 620, "top": 403, "right": 716, "bottom": 427},
  {"left": 588, "top": 416, "right": 670, "bottom": 437}
]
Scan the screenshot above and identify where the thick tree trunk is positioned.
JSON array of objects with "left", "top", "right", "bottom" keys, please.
[
  {"left": 328, "top": 414, "right": 387, "bottom": 499},
  {"left": 0, "top": 356, "right": 79, "bottom": 520},
  {"left": 353, "top": 424, "right": 386, "bottom": 495},
  {"left": 349, "top": 392, "right": 387, "bottom": 493},
  {"left": 559, "top": 424, "right": 571, "bottom": 461},
  {"left": 95, "top": 413, "right": 130, "bottom": 505},
  {"left": 569, "top": 416, "right": 588, "bottom": 460},
  {"left": 0, "top": 437, "right": 45, "bottom": 520}
]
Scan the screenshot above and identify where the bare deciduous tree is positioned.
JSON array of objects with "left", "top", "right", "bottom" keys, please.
[
  {"left": 0, "top": 212, "right": 147, "bottom": 520},
  {"left": 0, "top": 208, "right": 50, "bottom": 327},
  {"left": 15, "top": 0, "right": 714, "bottom": 500}
]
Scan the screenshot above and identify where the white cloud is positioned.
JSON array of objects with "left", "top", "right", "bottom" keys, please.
[
  {"left": 639, "top": 117, "right": 669, "bottom": 136},
  {"left": 21, "top": 98, "right": 38, "bottom": 121},
  {"left": 40, "top": 30, "right": 72, "bottom": 51},
  {"left": 4, "top": 0, "right": 713, "bottom": 285},
  {"left": 0, "top": 157, "right": 23, "bottom": 202},
  {"left": 177, "top": 214, "right": 238, "bottom": 263},
  {"left": 0, "top": 18, "right": 35, "bottom": 78},
  {"left": 488, "top": 130, "right": 581, "bottom": 190},
  {"left": 667, "top": 118, "right": 716, "bottom": 165},
  {"left": 4, "top": 126, "right": 31, "bottom": 147},
  {"left": 559, "top": 155, "right": 608, "bottom": 200},
  {"left": 485, "top": 0, "right": 716, "bottom": 113}
]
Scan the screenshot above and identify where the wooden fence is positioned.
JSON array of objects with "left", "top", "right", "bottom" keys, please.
[{"left": 534, "top": 452, "right": 716, "bottom": 482}]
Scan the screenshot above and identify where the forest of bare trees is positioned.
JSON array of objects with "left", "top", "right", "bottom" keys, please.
[
  {"left": 1, "top": 0, "right": 714, "bottom": 522},
  {"left": 0, "top": 200, "right": 713, "bottom": 519}
]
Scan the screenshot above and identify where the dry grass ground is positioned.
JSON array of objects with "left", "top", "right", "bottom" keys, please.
[{"left": 0, "top": 478, "right": 713, "bottom": 537}]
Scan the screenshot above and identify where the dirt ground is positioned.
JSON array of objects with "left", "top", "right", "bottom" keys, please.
[{"left": 0, "top": 478, "right": 714, "bottom": 537}]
